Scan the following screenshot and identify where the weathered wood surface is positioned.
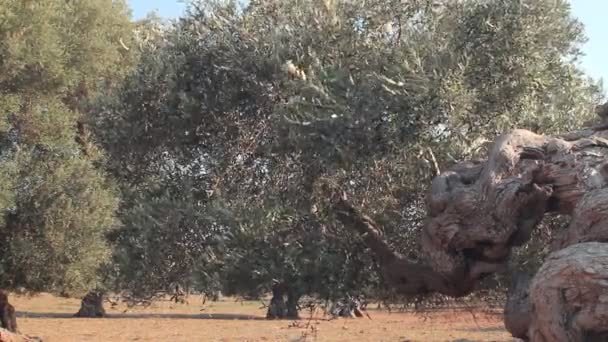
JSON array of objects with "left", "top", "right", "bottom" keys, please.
[
  {"left": 424, "top": 128, "right": 608, "bottom": 290},
  {"left": 504, "top": 242, "right": 608, "bottom": 342}
]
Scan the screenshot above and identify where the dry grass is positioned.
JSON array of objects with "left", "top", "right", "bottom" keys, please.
[{"left": 11, "top": 293, "right": 516, "bottom": 342}]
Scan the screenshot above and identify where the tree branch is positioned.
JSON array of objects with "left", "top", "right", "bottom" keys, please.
[{"left": 330, "top": 192, "right": 498, "bottom": 297}]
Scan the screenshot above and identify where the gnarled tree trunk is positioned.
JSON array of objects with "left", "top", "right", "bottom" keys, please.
[
  {"left": 266, "top": 283, "right": 287, "bottom": 319},
  {"left": 331, "top": 108, "right": 608, "bottom": 341},
  {"left": 332, "top": 193, "right": 504, "bottom": 297},
  {"left": 266, "top": 283, "right": 300, "bottom": 319},
  {"left": 74, "top": 291, "right": 106, "bottom": 318}
]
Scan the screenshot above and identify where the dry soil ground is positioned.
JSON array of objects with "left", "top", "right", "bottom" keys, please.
[{"left": 11, "top": 293, "right": 516, "bottom": 342}]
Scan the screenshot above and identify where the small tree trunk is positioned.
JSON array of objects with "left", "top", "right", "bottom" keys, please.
[
  {"left": 504, "top": 271, "right": 532, "bottom": 340},
  {"left": 74, "top": 291, "right": 106, "bottom": 318},
  {"left": 266, "top": 283, "right": 287, "bottom": 319},
  {"left": 286, "top": 289, "right": 300, "bottom": 319}
]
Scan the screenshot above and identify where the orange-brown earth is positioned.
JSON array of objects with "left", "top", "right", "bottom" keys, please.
[{"left": 11, "top": 293, "right": 516, "bottom": 341}]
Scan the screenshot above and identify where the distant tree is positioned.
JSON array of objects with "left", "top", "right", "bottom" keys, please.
[{"left": 105, "top": 184, "right": 232, "bottom": 301}]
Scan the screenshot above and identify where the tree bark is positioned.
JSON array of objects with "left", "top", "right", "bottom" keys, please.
[
  {"left": 286, "top": 289, "right": 300, "bottom": 319},
  {"left": 266, "top": 283, "right": 287, "bottom": 319},
  {"left": 266, "top": 283, "right": 300, "bottom": 319},
  {"left": 74, "top": 291, "right": 106, "bottom": 318},
  {"left": 332, "top": 193, "right": 504, "bottom": 297},
  {"left": 504, "top": 242, "right": 608, "bottom": 342},
  {"left": 504, "top": 271, "right": 532, "bottom": 340}
]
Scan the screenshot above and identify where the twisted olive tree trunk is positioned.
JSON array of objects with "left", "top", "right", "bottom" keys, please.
[
  {"left": 332, "top": 113, "right": 608, "bottom": 341},
  {"left": 266, "top": 283, "right": 300, "bottom": 320},
  {"left": 266, "top": 283, "right": 287, "bottom": 319}
]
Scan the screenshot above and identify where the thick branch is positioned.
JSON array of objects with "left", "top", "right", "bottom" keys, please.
[
  {"left": 331, "top": 193, "right": 502, "bottom": 297},
  {"left": 331, "top": 193, "right": 398, "bottom": 265}
]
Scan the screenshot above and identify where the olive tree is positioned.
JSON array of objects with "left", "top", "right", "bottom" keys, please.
[{"left": 0, "top": 0, "right": 135, "bottom": 295}]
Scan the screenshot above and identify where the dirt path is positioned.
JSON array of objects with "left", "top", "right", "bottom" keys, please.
[{"left": 12, "top": 294, "right": 516, "bottom": 341}]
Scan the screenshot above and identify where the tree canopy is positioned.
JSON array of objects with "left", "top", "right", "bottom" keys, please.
[{"left": 0, "top": 0, "right": 135, "bottom": 295}]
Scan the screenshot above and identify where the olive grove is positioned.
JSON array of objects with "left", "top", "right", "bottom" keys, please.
[{"left": 0, "top": 0, "right": 607, "bottom": 337}]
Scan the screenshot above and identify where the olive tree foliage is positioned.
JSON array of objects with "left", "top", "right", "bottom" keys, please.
[
  {"left": 92, "top": 1, "right": 379, "bottom": 303},
  {"left": 94, "top": 0, "right": 602, "bottom": 308},
  {"left": 0, "top": 0, "right": 136, "bottom": 295},
  {"left": 273, "top": 0, "right": 601, "bottom": 174},
  {"left": 93, "top": 18, "right": 233, "bottom": 296},
  {"left": 105, "top": 187, "right": 232, "bottom": 300}
]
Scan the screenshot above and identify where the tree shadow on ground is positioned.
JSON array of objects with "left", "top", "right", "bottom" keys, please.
[
  {"left": 454, "top": 327, "right": 507, "bottom": 333},
  {"left": 451, "top": 339, "right": 517, "bottom": 342},
  {"left": 17, "top": 311, "right": 267, "bottom": 321}
]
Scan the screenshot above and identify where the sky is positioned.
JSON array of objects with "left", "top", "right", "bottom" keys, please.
[
  {"left": 570, "top": 1, "right": 608, "bottom": 85},
  {"left": 128, "top": 0, "right": 186, "bottom": 19},
  {"left": 127, "top": 0, "right": 607, "bottom": 85}
]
